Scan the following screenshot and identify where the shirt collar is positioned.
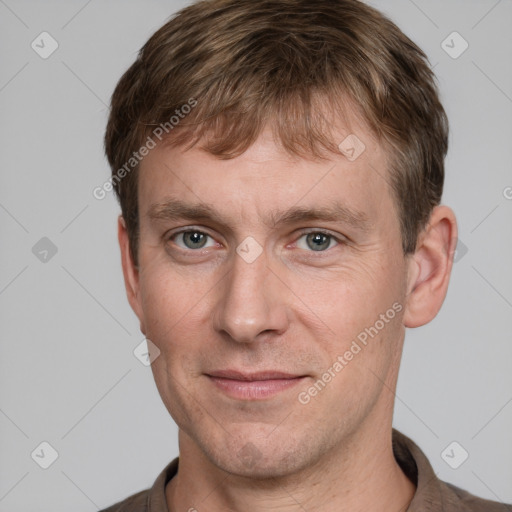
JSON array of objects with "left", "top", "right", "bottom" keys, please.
[{"left": 392, "top": 428, "right": 445, "bottom": 511}]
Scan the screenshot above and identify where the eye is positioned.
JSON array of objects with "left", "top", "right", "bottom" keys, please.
[
  {"left": 172, "top": 230, "right": 217, "bottom": 250},
  {"left": 296, "top": 231, "right": 339, "bottom": 252}
]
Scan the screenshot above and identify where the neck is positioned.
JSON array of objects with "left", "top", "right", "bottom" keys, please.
[{"left": 166, "top": 420, "right": 415, "bottom": 512}]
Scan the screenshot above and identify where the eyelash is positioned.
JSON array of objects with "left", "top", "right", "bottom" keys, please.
[
  {"left": 168, "top": 228, "right": 218, "bottom": 250},
  {"left": 167, "top": 228, "right": 345, "bottom": 253},
  {"left": 294, "top": 229, "right": 342, "bottom": 250}
]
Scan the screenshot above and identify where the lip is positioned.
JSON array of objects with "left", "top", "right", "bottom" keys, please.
[{"left": 206, "top": 370, "right": 307, "bottom": 400}]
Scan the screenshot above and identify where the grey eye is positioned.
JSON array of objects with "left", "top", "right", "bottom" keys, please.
[
  {"left": 303, "top": 232, "right": 335, "bottom": 251},
  {"left": 178, "top": 231, "right": 210, "bottom": 249}
]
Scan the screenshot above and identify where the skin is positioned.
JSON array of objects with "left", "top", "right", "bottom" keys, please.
[{"left": 119, "top": 115, "right": 457, "bottom": 511}]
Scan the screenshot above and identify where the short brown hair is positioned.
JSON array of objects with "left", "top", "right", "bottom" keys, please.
[{"left": 104, "top": 0, "right": 448, "bottom": 266}]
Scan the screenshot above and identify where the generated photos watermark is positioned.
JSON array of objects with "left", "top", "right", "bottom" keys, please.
[
  {"left": 298, "top": 301, "right": 403, "bottom": 405},
  {"left": 93, "top": 98, "right": 198, "bottom": 200}
]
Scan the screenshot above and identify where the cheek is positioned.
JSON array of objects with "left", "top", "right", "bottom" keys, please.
[
  {"left": 139, "top": 269, "right": 189, "bottom": 342},
  {"left": 138, "top": 266, "right": 216, "bottom": 354},
  {"left": 290, "top": 255, "right": 404, "bottom": 333}
]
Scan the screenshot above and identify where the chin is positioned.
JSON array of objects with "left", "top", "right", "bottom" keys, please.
[
  {"left": 201, "top": 432, "right": 314, "bottom": 480},
  {"left": 220, "top": 452, "right": 302, "bottom": 480}
]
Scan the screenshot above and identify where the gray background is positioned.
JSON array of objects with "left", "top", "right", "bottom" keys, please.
[{"left": 0, "top": 0, "right": 511, "bottom": 510}]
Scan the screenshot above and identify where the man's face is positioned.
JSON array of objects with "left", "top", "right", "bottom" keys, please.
[{"left": 124, "top": 118, "right": 414, "bottom": 478}]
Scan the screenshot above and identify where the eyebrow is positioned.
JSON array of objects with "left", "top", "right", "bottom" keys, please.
[
  {"left": 268, "top": 204, "right": 371, "bottom": 232},
  {"left": 147, "top": 198, "right": 371, "bottom": 232},
  {"left": 148, "top": 200, "right": 227, "bottom": 228}
]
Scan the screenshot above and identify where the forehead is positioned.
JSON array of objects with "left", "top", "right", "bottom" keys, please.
[{"left": 137, "top": 120, "right": 396, "bottom": 233}]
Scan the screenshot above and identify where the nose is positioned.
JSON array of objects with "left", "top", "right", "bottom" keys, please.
[{"left": 212, "top": 248, "right": 290, "bottom": 343}]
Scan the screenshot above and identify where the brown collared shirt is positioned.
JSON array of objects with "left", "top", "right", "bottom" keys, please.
[{"left": 99, "top": 429, "right": 511, "bottom": 511}]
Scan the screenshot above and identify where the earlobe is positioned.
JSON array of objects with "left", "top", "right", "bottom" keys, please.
[
  {"left": 403, "top": 206, "right": 458, "bottom": 328},
  {"left": 118, "top": 215, "right": 146, "bottom": 334}
]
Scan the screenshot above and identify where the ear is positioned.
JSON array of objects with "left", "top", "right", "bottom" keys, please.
[
  {"left": 403, "top": 205, "right": 458, "bottom": 328},
  {"left": 118, "top": 215, "right": 146, "bottom": 335}
]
